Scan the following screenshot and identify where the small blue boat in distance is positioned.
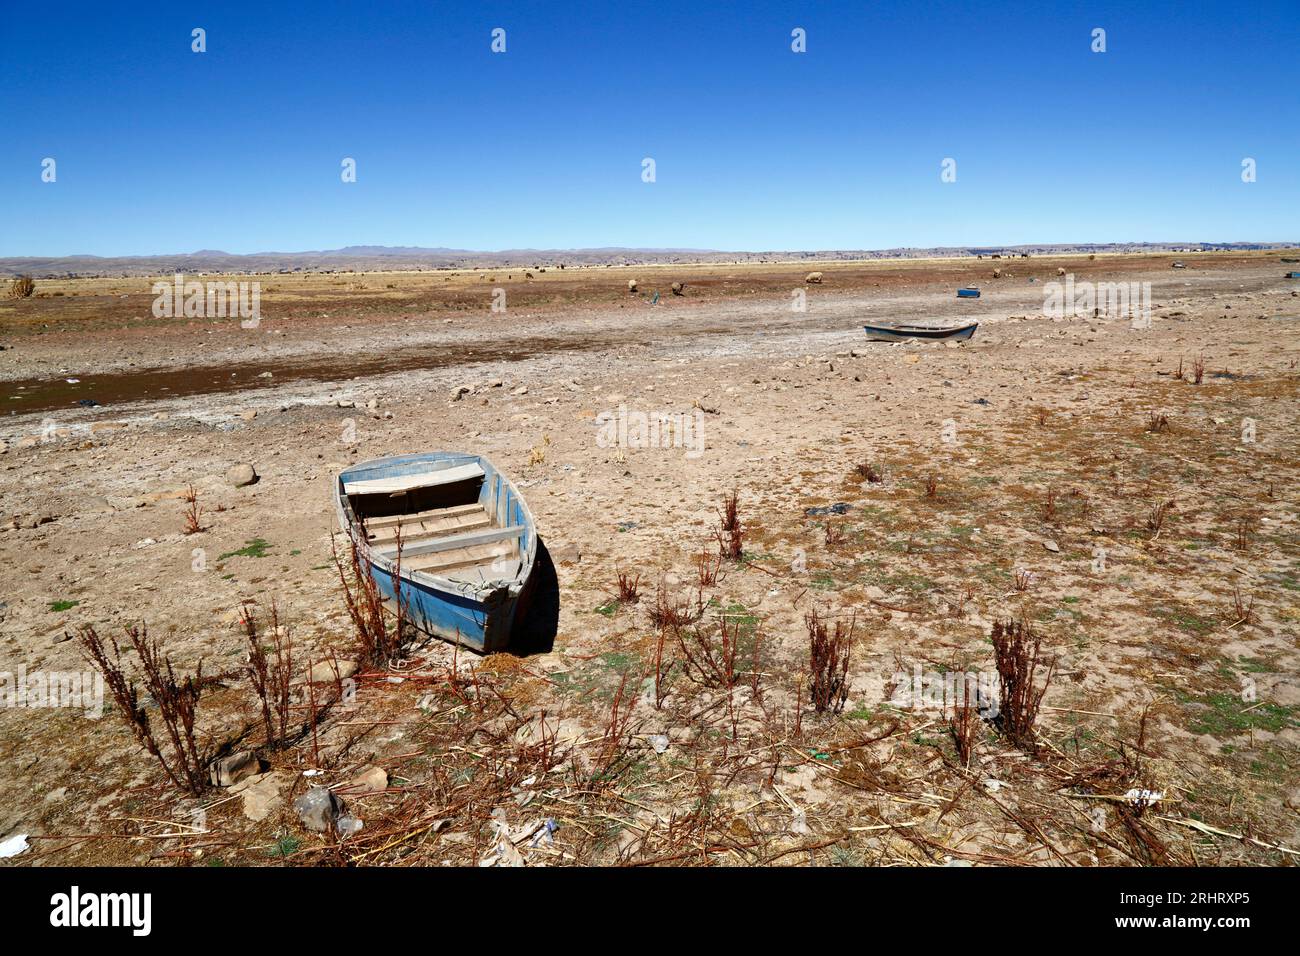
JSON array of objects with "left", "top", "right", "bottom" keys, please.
[
  {"left": 335, "top": 452, "right": 537, "bottom": 654},
  {"left": 957, "top": 287, "right": 981, "bottom": 298}
]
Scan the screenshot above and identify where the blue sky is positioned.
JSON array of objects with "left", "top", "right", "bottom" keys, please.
[{"left": 1, "top": 0, "right": 1296, "bottom": 256}]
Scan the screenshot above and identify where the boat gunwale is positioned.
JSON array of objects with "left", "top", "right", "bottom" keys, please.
[{"left": 862, "top": 321, "right": 979, "bottom": 340}]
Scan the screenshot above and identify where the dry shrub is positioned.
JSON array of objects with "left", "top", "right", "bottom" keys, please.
[
  {"left": 647, "top": 581, "right": 703, "bottom": 631},
  {"left": 8, "top": 275, "right": 34, "bottom": 299},
  {"left": 332, "top": 528, "right": 410, "bottom": 668},
  {"left": 182, "top": 483, "right": 204, "bottom": 535},
  {"left": 823, "top": 522, "right": 845, "bottom": 547},
  {"left": 653, "top": 626, "right": 675, "bottom": 708},
  {"left": 990, "top": 617, "right": 1055, "bottom": 750},
  {"left": 80, "top": 623, "right": 209, "bottom": 795},
  {"left": 854, "top": 461, "right": 883, "bottom": 483},
  {"left": 949, "top": 679, "right": 980, "bottom": 769},
  {"left": 923, "top": 474, "right": 938, "bottom": 499},
  {"left": 615, "top": 569, "right": 641, "bottom": 604},
  {"left": 1229, "top": 587, "right": 1255, "bottom": 626},
  {"left": 1191, "top": 354, "right": 1206, "bottom": 385},
  {"left": 1041, "top": 486, "right": 1058, "bottom": 523},
  {"left": 1146, "top": 411, "right": 1170, "bottom": 433},
  {"left": 241, "top": 600, "right": 295, "bottom": 748},
  {"left": 806, "top": 608, "right": 852, "bottom": 714},
  {"left": 1146, "top": 499, "right": 1175, "bottom": 538},
  {"left": 1233, "top": 513, "right": 1256, "bottom": 552},
  {"left": 694, "top": 547, "right": 721, "bottom": 587},
  {"left": 676, "top": 615, "right": 742, "bottom": 689},
  {"left": 587, "top": 670, "right": 640, "bottom": 791},
  {"left": 715, "top": 491, "right": 742, "bottom": 559}
]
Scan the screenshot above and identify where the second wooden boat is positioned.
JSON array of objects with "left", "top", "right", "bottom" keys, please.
[{"left": 863, "top": 322, "right": 979, "bottom": 343}]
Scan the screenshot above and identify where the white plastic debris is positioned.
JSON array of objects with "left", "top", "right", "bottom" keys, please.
[
  {"left": 648, "top": 734, "right": 670, "bottom": 754},
  {"left": 0, "top": 834, "right": 29, "bottom": 858},
  {"left": 790, "top": 809, "right": 810, "bottom": 836}
]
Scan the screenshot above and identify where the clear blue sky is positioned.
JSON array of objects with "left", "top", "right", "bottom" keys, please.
[{"left": 1, "top": 0, "right": 1296, "bottom": 256}]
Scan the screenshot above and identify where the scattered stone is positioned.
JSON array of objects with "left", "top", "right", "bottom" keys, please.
[
  {"left": 293, "top": 785, "right": 346, "bottom": 833},
  {"left": 805, "top": 272, "right": 823, "bottom": 284},
  {"left": 551, "top": 542, "right": 582, "bottom": 565},
  {"left": 308, "top": 658, "right": 359, "bottom": 683},
  {"left": 225, "top": 463, "right": 257, "bottom": 487},
  {"left": 346, "top": 766, "right": 389, "bottom": 794},
  {"left": 1043, "top": 540, "right": 1060, "bottom": 553},
  {"left": 671, "top": 281, "right": 684, "bottom": 295},
  {"left": 450, "top": 385, "right": 471, "bottom": 402},
  {"left": 239, "top": 410, "right": 257, "bottom": 422},
  {"left": 233, "top": 771, "right": 287, "bottom": 822},
  {"left": 647, "top": 734, "right": 670, "bottom": 754},
  {"left": 627, "top": 279, "right": 638, "bottom": 292},
  {"left": 805, "top": 503, "right": 850, "bottom": 517},
  {"left": 209, "top": 751, "right": 260, "bottom": 787}
]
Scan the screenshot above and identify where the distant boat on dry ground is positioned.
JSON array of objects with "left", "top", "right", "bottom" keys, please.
[{"left": 863, "top": 322, "right": 979, "bottom": 343}]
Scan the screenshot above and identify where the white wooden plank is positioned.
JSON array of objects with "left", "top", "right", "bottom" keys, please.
[{"left": 344, "top": 463, "right": 484, "bottom": 496}]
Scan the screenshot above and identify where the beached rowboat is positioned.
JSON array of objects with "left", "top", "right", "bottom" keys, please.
[
  {"left": 335, "top": 452, "right": 537, "bottom": 653},
  {"left": 956, "top": 287, "right": 981, "bottom": 298},
  {"left": 862, "top": 322, "right": 979, "bottom": 343}
]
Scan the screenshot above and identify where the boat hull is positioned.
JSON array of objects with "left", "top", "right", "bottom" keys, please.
[
  {"left": 862, "top": 322, "right": 979, "bottom": 343},
  {"left": 335, "top": 452, "right": 537, "bottom": 654},
  {"left": 365, "top": 555, "right": 527, "bottom": 654}
]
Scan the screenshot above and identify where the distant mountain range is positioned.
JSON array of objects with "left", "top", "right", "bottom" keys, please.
[{"left": 1, "top": 242, "right": 1295, "bottom": 278}]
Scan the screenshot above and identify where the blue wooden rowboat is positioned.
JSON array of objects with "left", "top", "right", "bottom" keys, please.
[
  {"left": 956, "top": 287, "right": 981, "bottom": 298},
  {"left": 1286, "top": 272, "right": 1300, "bottom": 279},
  {"left": 335, "top": 452, "right": 537, "bottom": 654},
  {"left": 863, "top": 321, "right": 979, "bottom": 343}
]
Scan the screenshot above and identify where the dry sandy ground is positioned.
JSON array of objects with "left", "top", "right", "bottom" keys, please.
[{"left": 1, "top": 252, "right": 1298, "bottom": 867}]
